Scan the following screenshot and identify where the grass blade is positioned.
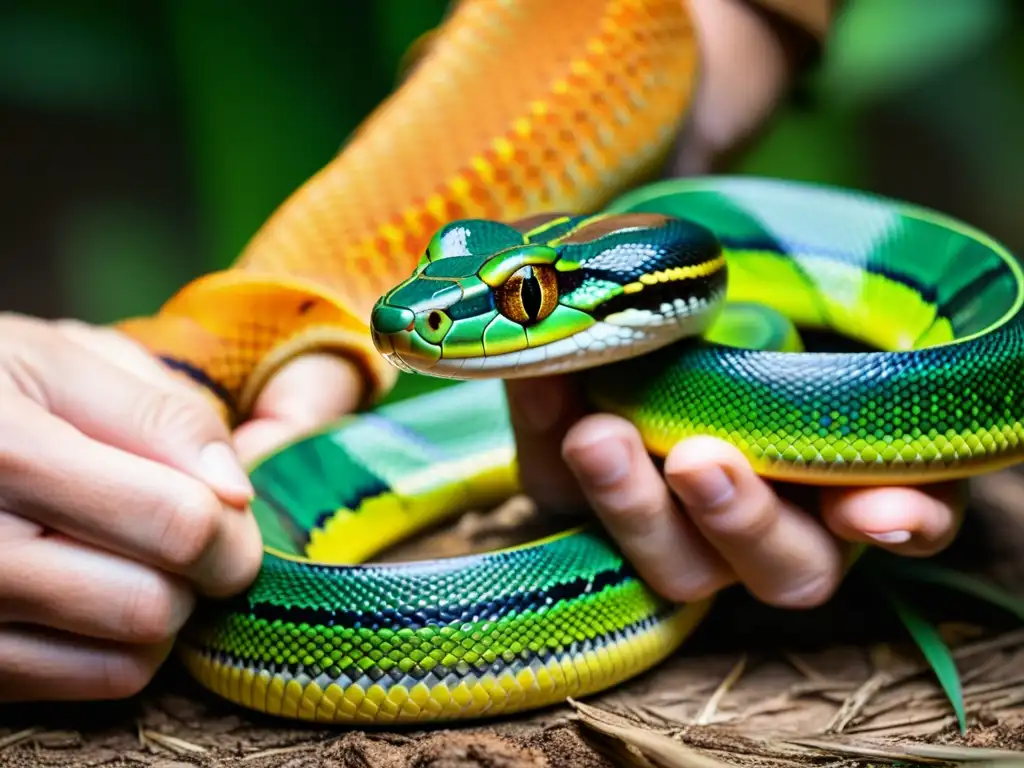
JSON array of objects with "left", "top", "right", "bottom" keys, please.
[
  {"left": 872, "top": 555, "right": 1024, "bottom": 620},
  {"left": 876, "top": 580, "right": 967, "bottom": 734}
]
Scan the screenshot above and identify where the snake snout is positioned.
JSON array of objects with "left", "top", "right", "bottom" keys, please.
[
  {"left": 371, "top": 303, "right": 415, "bottom": 334},
  {"left": 370, "top": 301, "right": 443, "bottom": 373}
]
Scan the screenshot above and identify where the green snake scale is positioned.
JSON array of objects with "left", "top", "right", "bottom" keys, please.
[{"left": 174, "top": 176, "right": 1024, "bottom": 725}]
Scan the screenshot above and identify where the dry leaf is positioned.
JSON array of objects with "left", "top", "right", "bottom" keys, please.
[{"left": 570, "top": 699, "right": 742, "bottom": 768}]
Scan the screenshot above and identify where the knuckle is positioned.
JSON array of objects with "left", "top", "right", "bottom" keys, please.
[
  {"left": 132, "top": 389, "right": 218, "bottom": 443},
  {"left": 765, "top": 570, "right": 838, "bottom": 609},
  {"left": 155, "top": 484, "right": 222, "bottom": 571},
  {"left": 0, "top": 400, "right": 38, "bottom": 480},
  {"left": 600, "top": 487, "right": 668, "bottom": 539},
  {"left": 699, "top": 486, "right": 778, "bottom": 543},
  {"left": 199, "top": 517, "right": 263, "bottom": 600},
  {"left": 658, "top": 572, "right": 718, "bottom": 603}
]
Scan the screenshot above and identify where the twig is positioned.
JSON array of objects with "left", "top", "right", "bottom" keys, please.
[
  {"left": 241, "top": 743, "right": 316, "bottom": 761},
  {"left": 694, "top": 655, "right": 747, "bottom": 725},
  {"left": 139, "top": 730, "right": 208, "bottom": 755},
  {"left": 825, "top": 671, "right": 892, "bottom": 733},
  {"left": 0, "top": 728, "right": 41, "bottom": 751},
  {"left": 782, "top": 735, "right": 1024, "bottom": 764},
  {"left": 845, "top": 710, "right": 965, "bottom": 734},
  {"left": 783, "top": 653, "right": 829, "bottom": 682},
  {"left": 570, "top": 699, "right": 742, "bottom": 768}
]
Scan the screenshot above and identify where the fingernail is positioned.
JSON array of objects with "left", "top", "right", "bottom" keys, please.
[
  {"left": 199, "top": 441, "right": 254, "bottom": 502},
  {"left": 674, "top": 466, "right": 735, "bottom": 509},
  {"left": 508, "top": 380, "right": 563, "bottom": 433},
  {"left": 566, "top": 437, "right": 631, "bottom": 489},
  {"left": 867, "top": 530, "right": 912, "bottom": 544}
]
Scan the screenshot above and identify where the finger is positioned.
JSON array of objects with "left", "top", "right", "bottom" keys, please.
[
  {"left": 821, "top": 481, "right": 967, "bottom": 557},
  {"left": 53, "top": 319, "right": 178, "bottom": 387},
  {"left": 0, "top": 393, "right": 262, "bottom": 598},
  {"left": 561, "top": 414, "right": 735, "bottom": 602},
  {"left": 0, "top": 532, "right": 195, "bottom": 645},
  {"left": 0, "top": 626, "right": 174, "bottom": 702},
  {"left": 233, "top": 353, "right": 364, "bottom": 465},
  {"left": 664, "top": 437, "right": 845, "bottom": 608},
  {"left": 2, "top": 316, "right": 252, "bottom": 506},
  {"left": 505, "top": 376, "right": 590, "bottom": 512}
]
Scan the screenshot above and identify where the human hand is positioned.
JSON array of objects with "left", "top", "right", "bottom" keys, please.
[
  {"left": 507, "top": 376, "right": 965, "bottom": 608},
  {"left": 505, "top": 0, "right": 966, "bottom": 608},
  {"left": 0, "top": 315, "right": 264, "bottom": 702}
]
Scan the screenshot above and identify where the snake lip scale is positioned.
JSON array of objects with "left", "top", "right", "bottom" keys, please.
[{"left": 112, "top": 0, "right": 1024, "bottom": 726}]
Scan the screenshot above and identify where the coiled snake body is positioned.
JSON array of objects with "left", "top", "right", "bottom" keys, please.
[{"left": 115, "top": 0, "right": 1024, "bottom": 724}]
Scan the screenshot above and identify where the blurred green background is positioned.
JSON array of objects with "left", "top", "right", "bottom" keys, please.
[{"left": 1, "top": 0, "right": 1022, "bottom": 330}]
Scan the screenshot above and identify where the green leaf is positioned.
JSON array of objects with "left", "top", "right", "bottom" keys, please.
[
  {"left": 871, "top": 555, "right": 1024, "bottom": 621},
  {"left": 877, "top": 581, "right": 967, "bottom": 734}
]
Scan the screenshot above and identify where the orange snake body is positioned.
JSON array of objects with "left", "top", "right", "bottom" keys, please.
[{"left": 117, "top": 0, "right": 699, "bottom": 418}]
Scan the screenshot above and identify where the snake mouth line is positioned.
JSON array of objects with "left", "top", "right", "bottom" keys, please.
[
  {"left": 373, "top": 306, "right": 715, "bottom": 381},
  {"left": 381, "top": 350, "right": 416, "bottom": 374}
]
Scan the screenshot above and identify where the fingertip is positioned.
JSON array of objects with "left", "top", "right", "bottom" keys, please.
[
  {"left": 663, "top": 437, "right": 845, "bottom": 609},
  {"left": 663, "top": 436, "right": 764, "bottom": 519},
  {"left": 562, "top": 413, "right": 650, "bottom": 491},
  {"left": 251, "top": 353, "right": 363, "bottom": 427},
  {"left": 232, "top": 418, "right": 304, "bottom": 467},
  {"left": 197, "top": 441, "right": 255, "bottom": 507},
  {"left": 821, "top": 482, "right": 965, "bottom": 556},
  {"left": 663, "top": 435, "right": 755, "bottom": 480}
]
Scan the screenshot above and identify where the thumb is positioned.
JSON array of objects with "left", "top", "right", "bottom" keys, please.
[
  {"left": 232, "top": 353, "right": 365, "bottom": 465},
  {"left": 3, "top": 316, "right": 253, "bottom": 508}
]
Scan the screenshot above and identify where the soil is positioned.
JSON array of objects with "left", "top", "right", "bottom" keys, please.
[{"left": 5, "top": 472, "right": 1024, "bottom": 767}]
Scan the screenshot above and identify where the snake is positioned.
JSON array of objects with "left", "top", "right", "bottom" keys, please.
[{"left": 108, "top": 0, "right": 1024, "bottom": 725}]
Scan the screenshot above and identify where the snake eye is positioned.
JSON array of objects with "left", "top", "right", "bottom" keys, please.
[
  {"left": 495, "top": 265, "right": 558, "bottom": 325},
  {"left": 415, "top": 309, "right": 452, "bottom": 343}
]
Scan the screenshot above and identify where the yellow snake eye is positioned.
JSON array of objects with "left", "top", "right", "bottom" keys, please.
[
  {"left": 415, "top": 308, "right": 452, "bottom": 343},
  {"left": 495, "top": 265, "right": 559, "bottom": 325}
]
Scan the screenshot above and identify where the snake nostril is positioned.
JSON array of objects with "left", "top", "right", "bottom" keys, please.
[{"left": 371, "top": 303, "right": 415, "bottom": 335}]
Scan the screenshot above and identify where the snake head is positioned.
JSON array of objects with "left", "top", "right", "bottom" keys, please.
[{"left": 371, "top": 214, "right": 726, "bottom": 379}]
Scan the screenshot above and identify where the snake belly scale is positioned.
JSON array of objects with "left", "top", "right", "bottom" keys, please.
[{"left": 108, "top": 1, "right": 1024, "bottom": 725}]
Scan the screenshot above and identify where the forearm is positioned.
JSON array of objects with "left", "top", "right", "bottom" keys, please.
[{"left": 670, "top": 0, "right": 841, "bottom": 175}]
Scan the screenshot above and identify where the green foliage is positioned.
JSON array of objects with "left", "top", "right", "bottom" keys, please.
[
  {"left": 868, "top": 554, "right": 1024, "bottom": 734},
  {"left": 878, "top": 581, "right": 967, "bottom": 734}
]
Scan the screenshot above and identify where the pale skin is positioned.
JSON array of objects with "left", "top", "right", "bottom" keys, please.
[{"left": 0, "top": 0, "right": 963, "bottom": 701}]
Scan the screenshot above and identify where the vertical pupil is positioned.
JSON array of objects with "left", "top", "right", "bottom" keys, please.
[
  {"left": 520, "top": 266, "right": 543, "bottom": 320},
  {"left": 428, "top": 311, "right": 442, "bottom": 331}
]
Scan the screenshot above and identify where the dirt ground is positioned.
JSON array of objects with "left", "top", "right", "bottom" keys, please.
[{"left": 6, "top": 472, "right": 1024, "bottom": 767}]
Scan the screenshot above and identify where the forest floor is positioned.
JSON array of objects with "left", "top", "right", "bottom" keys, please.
[{"left": 5, "top": 472, "right": 1024, "bottom": 767}]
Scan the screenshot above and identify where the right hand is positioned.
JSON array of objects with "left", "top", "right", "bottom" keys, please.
[{"left": 0, "top": 313, "right": 263, "bottom": 702}]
